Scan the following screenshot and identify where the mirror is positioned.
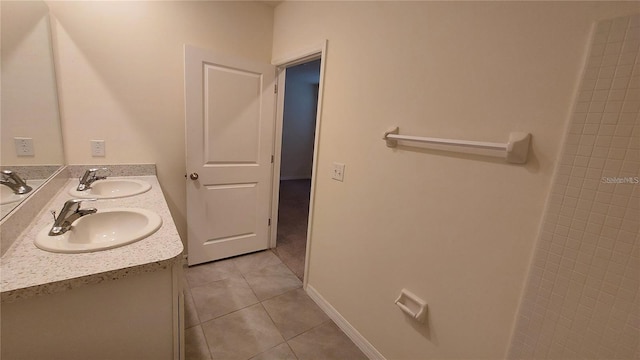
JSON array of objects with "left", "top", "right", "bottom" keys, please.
[{"left": 1, "top": 1, "right": 65, "bottom": 219}]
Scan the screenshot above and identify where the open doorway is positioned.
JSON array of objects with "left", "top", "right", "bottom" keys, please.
[{"left": 271, "top": 59, "right": 321, "bottom": 280}]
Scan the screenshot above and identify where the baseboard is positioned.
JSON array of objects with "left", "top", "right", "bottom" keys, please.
[{"left": 305, "top": 285, "right": 386, "bottom": 360}]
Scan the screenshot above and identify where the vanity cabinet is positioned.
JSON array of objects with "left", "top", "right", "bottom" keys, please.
[
  {"left": 1, "top": 263, "right": 184, "bottom": 360},
  {"left": 1, "top": 172, "right": 185, "bottom": 360}
]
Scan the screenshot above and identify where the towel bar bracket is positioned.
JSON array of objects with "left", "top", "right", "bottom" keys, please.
[{"left": 383, "top": 127, "right": 400, "bottom": 148}]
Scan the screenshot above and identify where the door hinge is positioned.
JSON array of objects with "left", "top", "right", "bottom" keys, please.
[
  {"left": 274, "top": 84, "right": 278, "bottom": 94},
  {"left": 268, "top": 218, "right": 272, "bottom": 226},
  {"left": 271, "top": 155, "right": 274, "bottom": 163}
]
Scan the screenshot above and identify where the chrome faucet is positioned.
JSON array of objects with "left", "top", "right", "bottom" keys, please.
[
  {"left": 77, "top": 168, "right": 109, "bottom": 191},
  {"left": 49, "top": 199, "right": 97, "bottom": 236},
  {"left": 1, "top": 170, "right": 32, "bottom": 195}
]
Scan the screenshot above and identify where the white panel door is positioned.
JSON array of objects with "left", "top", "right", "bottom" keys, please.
[{"left": 185, "top": 45, "right": 276, "bottom": 266}]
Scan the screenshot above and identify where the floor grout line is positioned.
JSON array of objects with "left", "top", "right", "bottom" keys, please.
[
  {"left": 186, "top": 180, "right": 351, "bottom": 359},
  {"left": 184, "top": 251, "right": 365, "bottom": 360}
]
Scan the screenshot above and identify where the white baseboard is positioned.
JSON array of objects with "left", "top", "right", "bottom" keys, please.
[{"left": 305, "top": 285, "right": 386, "bottom": 360}]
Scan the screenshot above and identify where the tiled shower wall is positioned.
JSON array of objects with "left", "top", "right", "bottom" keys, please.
[{"left": 509, "top": 14, "right": 640, "bottom": 359}]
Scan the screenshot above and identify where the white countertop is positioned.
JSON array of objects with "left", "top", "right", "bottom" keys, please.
[{"left": 1, "top": 175, "right": 184, "bottom": 302}]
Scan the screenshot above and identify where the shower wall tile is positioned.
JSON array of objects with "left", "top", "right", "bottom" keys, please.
[{"left": 509, "top": 14, "right": 640, "bottom": 360}]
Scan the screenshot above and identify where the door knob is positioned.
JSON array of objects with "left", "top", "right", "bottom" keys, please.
[{"left": 189, "top": 173, "right": 199, "bottom": 180}]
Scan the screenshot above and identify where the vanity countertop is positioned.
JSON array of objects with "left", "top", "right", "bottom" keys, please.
[{"left": 0, "top": 175, "right": 184, "bottom": 303}]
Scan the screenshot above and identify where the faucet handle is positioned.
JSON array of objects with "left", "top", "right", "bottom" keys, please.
[
  {"left": 98, "top": 167, "right": 110, "bottom": 178},
  {"left": 85, "top": 168, "right": 109, "bottom": 182},
  {"left": 63, "top": 198, "right": 97, "bottom": 210},
  {"left": 48, "top": 199, "right": 98, "bottom": 236},
  {"left": 51, "top": 210, "right": 57, "bottom": 222},
  {"left": 2, "top": 170, "right": 15, "bottom": 180},
  {"left": 69, "top": 198, "right": 97, "bottom": 205},
  {"left": 90, "top": 167, "right": 110, "bottom": 176},
  {"left": 1, "top": 170, "right": 32, "bottom": 194},
  {"left": 77, "top": 198, "right": 98, "bottom": 212},
  {"left": 77, "top": 168, "right": 109, "bottom": 191}
]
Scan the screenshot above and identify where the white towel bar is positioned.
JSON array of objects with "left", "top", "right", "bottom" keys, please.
[{"left": 383, "top": 126, "right": 531, "bottom": 164}]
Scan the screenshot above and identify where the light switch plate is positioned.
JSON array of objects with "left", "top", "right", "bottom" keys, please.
[
  {"left": 91, "top": 140, "right": 106, "bottom": 157},
  {"left": 331, "top": 162, "right": 345, "bottom": 182},
  {"left": 14, "top": 137, "right": 34, "bottom": 156}
]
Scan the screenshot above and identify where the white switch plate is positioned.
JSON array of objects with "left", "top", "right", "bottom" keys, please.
[
  {"left": 14, "top": 137, "right": 34, "bottom": 156},
  {"left": 331, "top": 162, "right": 345, "bottom": 182},
  {"left": 91, "top": 140, "right": 106, "bottom": 157}
]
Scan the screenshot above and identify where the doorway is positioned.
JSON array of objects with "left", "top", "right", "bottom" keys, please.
[{"left": 271, "top": 59, "right": 321, "bottom": 281}]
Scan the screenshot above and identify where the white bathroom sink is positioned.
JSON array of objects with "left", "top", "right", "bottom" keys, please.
[
  {"left": 35, "top": 208, "right": 162, "bottom": 253},
  {"left": 69, "top": 179, "right": 151, "bottom": 199},
  {"left": 0, "top": 185, "right": 24, "bottom": 205}
]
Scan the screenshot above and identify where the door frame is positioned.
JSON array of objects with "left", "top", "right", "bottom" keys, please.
[{"left": 270, "top": 40, "right": 327, "bottom": 288}]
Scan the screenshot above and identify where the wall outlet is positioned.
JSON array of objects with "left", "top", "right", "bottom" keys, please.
[
  {"left": 14, "top": 137, "right": 34, "bottom": 156},
  {"left": 331, "top": 162, "right": 345, "bottom": 182},
  {"left": 91, "top": 140, "right": 106, "bottom": 157}
]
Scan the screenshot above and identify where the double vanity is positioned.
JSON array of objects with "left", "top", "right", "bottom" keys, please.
[
  {"left": 2, "top": 3, "right": 183, "bottom": 358},
  {"left": 0, "top": 165, "right": 184, "bottom": 360}
]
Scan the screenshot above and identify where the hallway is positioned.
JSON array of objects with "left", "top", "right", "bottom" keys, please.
[
  {"left": 272, "top": 179, "right": 311, "bottom": 280},
  {"left": 183, "top": 250, "right": 366, "bottom": 360}
]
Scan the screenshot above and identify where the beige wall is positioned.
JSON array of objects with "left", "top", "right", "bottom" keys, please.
[
  {"left": 1, "top": 1, "right": 64, "bottom": 166},
  {"left": 281, "top": 60, "right": 320, "bottom": 180},
  {"left": 46, "top": 0, "right": 274, "bottom": 240},
  {"left": 40, "top": 1, "right": 639, "bottom": 358},
  {"left": 273, "top": 1, "right": 639, "bottom": 358}
]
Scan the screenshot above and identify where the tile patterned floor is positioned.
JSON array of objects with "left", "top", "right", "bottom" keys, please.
[
  {"left": 184, "top": 250, "right": 367, "bottom": 360},
  {"left": 272, "top": 180, "right": 311, "bottom": 280}
]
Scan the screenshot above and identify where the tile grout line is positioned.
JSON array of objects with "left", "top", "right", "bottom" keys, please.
[
  {"left": 183, "top": 273, "right": 215, "bottom": 359},
  {"left": 191, "top": 263, "right": 302, "bottom": 325},
  {"left": 256, "top": 302, "right": 291, "bottom": 358},
  {"left": 286, "top": 317, "right": 334, "bottom": 343},
  {"left": 186, "top": 250, "right": 347, "bottom": 359}
]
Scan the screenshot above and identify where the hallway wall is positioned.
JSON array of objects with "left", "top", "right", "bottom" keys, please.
[
  {"left": 280, "top": 60, "right": 320, "bottom": 180},
  {"left": 272, "top": 2, "right": 639, "bottom": 358}
]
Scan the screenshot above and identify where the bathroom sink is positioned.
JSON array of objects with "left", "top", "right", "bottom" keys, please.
[
  {"left": 69, "top": 179, "right": 151, "bottom": 199},
  {"left": 35, "top": 208, "right": 162, "bottom": 253},
  {"left": 0, "top": 185, "right": 24, "bottom": 205}
]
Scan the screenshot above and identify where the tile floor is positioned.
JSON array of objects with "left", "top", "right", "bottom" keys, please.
[
  {"left": 272, "top": 180, "right": 311, "bottom": 280},
  {"left": 184, "top": 250, "right": 367, "bottom": 360}
]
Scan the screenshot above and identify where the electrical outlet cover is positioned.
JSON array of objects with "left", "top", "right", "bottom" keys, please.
[
  {"left": 91, "top": 140, "right": 106, "bottom": 157},
  {"left": 14, "top": 137, "right": 34, "bottom": 156},
  {"left": 331, "top": 162, "right": 345, "bottom": 182}
]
